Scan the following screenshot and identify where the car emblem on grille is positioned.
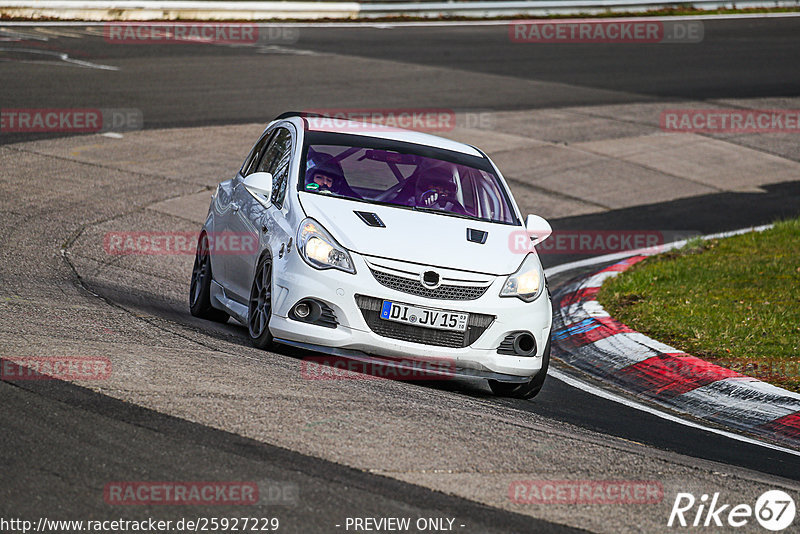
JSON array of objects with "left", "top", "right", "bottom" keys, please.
[{"left": 420, "top": 270, "right": 441, "bottom": 289}]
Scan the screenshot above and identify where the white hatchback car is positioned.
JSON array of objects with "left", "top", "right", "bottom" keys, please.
[{"left": 190, "top": 112, "right": 553, "bottom": 398}]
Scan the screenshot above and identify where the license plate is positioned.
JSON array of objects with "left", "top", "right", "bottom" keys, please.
[{"left": 380, "top": 301, "right": 468, "bottom": 332}]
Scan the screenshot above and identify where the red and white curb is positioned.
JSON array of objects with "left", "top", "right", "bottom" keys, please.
[{"left": 550, "top": 250, "right": 800, "bottom": 450}]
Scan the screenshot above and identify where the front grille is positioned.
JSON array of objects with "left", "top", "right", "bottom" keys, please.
[
  {"left": 355, "top": 295, "right": 494, "bottom": 348},
  {"left": 369, "top": 269, "right": 490, "bottom": 301}
]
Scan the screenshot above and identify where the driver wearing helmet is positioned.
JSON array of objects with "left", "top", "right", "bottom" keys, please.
[
  {"left": 413, "top": 165, "right": 466, "bottom": 214},
  {"left": 309, "top": 169, "right": 337, "bottom": 191},
  {"left": 305, "top": 152, "right": 346, "bottom": 193},
  {"left": 304, "top": 152, "right": 361, "bottom": 199}
]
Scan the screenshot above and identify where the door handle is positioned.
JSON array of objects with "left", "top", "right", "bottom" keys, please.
[{"left": 231, "top": 203, "right": 240, "bottom": 212}]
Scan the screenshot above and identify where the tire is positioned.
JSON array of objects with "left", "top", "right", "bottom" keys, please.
[
  {"left": 189, "top": 232, "right": 230, "bottom": 323},
  {"left": 488, "top": 337, "right": 550, "bottom": 399},
  {"left": 248, "top": 254, "right": 274, "bottom": 350}
]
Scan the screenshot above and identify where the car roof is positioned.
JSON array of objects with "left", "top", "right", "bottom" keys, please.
[{"left": 272, "top": 113, "right": 484, "bottom": 158}]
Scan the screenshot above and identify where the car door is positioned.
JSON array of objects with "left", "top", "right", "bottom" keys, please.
[
  {"left": 226, "top": 126, "right": 295, "bottom": 301},
  {"left": 211, "top": 131, "right": 271, "bottom": 290}
]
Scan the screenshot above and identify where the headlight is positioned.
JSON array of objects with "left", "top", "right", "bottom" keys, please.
[
  {"left": 297, "top": 218, "right": 355, "bottom": 274},
  {"left": 500, "top": 253, "right": 545, "bottom": 302}
]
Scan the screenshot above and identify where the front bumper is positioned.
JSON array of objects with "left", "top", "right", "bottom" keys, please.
[
  {"left": 268, "top": 249, "right": 552, "bottom": 378},
  {"left": 274, "top": 338, "right": 531, "bottom": 383}
]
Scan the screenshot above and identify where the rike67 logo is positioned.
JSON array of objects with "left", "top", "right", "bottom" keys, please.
[{"left": 668, "top": 490, "right": 796, "bottom": 531}]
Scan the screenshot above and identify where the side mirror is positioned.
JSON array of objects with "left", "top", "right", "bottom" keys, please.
[
  {"left": 525, "top": 214, "right": 552, "bottom": 244},
  {"left": 242, "top": 172, "right": 273, "bottom": 206}
]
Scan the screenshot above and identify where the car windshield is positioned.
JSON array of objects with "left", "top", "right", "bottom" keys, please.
[{"left": 301, "top": 143, "right": 517, "bottom": 224}]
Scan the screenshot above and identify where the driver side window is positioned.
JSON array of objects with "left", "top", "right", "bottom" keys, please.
[
  {"left": 255, "top": 128, "right": 293, "bottom": 209},
  {"left": 241, "top": 133, "right": 271, "bottom": 177}
]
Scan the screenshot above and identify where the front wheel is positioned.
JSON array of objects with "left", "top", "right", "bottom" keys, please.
[
  {"left": 248, "top": 255, "right": 274, "bottom": 350},
  {"left": 189, "top": 233, "right": 230, "bottom": 323},
  {"left": 488, "top": 337, "right": 550, "bottom": 399}
]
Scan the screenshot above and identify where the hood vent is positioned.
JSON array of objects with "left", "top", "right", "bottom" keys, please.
[
  {"left": 354, "top": 211, "right": 386, "bottom": 228},
  {"left": 466, "top": 228, "right": 487, "bottom": 244}
]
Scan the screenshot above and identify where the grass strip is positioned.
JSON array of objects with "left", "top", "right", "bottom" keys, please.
[{"left": 598, "top": 217, "right": 800, "bottom": 392}]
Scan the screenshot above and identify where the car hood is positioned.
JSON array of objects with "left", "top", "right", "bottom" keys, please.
[{"left": 298, "top": 192, "right": 528, "bottom": 275}]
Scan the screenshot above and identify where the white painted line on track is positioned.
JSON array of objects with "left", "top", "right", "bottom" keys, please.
[
  {"left": 0, "top": 46, "right": 119, "bottom": 69},
  {"left": 549, "top": 368, "right": 800, "bottom": 457}
]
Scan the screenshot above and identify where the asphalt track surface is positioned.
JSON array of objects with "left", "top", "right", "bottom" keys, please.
[
  {"left": 2, "top": 17, "right": 800, "bottom": 533},
  {"left": 2, "top": 17, "right": 800, "bottom": 141}
]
